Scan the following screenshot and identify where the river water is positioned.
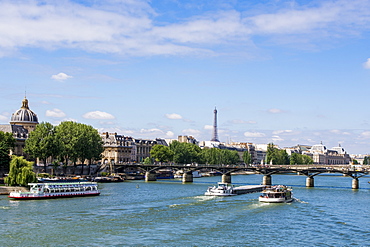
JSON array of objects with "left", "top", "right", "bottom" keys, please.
[{"left": 1, "top": 174, "right": 369, "bottom": 247}]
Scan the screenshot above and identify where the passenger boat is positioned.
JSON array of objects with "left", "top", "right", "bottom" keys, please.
[
  {"left": 259, "top": 185, "right": 293, "bottom": 203},
  {"left": 8, "top": 182, "right": 100, "bottom": 200},
  {"left": 204, "top": 182, "right": 236, "bottom": 196}
]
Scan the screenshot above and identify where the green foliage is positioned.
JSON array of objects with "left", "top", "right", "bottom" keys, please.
[
  {"left": 169, "top": 141, "right": 201, "bottom": 164},
  {"left": 352, "top": 159, "right": 358, "bottom": 164},
  {"left": 290, "top": 153, "right": 313, "bottom": 165},
  {"left": 200, "top": 148, "right": 241, "bottom": 165},
  {"left": 201, "top": 148, "right": 220, "bottom": 164},
  {"left": 24, "top": 122, "right": 59, "bottom": 170},
  {"left": 143, "top": 157, "right": 153, "bottom": 165},
  {"left": 150, "top": 145, "right": 174, "bottom": 163},
  {"left": 0, "top": 131, "right": 16, "bottom": 170},
  {"left": 242, "top": 150, "right": 252, "bottom": 165},
  {"left": 5, "top": 156, "right": 37, "bottom": 186},
  {"left": 363, "top": 156, "right": 369, "bottom": 165},
  {"left": 23, "top": 121, "right": 104, "bottom": 174},
  {"left": 266, "top": 143, "right": 289, "bottom": 165}
]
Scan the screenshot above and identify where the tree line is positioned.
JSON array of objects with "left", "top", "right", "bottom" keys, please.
[
  {"left": 147, "top": 141, "right": 249, "bottom": 165},
  {"left": 148, "top": 141, "right": 314, "bottom": 166},
  {"left": 266, "top": 143, "right": 313, "bottom": 165},
  {"left": 24, "top": 121, "right": 104, "bottom": 173},
  {"left": 0, "top": 121, "right": 104, "bottom": 186}
]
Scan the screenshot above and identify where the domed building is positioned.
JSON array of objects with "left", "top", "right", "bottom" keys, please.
[
  {"left": 10, "top": 97, "right": 39, "bottom": 132},
  {"left": 306, "top": 142, "right": 351, "bottom": 165},
  {"left": 0, "top": 97, "right": 39, "bottom": 157}
]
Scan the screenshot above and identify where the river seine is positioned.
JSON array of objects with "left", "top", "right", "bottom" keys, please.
[{"left": 1, "top": 174, "right": 369, "bottom": 247}]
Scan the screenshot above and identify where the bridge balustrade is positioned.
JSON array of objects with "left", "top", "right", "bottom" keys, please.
[{"left": 113, "top": 163, "right": 369, "bottom": 189}]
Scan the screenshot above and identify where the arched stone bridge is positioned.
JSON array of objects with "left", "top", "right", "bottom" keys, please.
[{"left": 114, "top": 163, "right": 370, "bottom": 189}]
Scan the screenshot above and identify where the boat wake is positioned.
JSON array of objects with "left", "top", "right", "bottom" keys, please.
[{"left": 293, "top": 197, "right": 308, "bottom": 203}]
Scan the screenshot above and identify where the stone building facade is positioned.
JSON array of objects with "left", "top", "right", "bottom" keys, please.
[
  {"left": 303, "top": 143, "right": 351, "bottom": 165},
  {"left": 100, "top": 132, "right": 163, "bottom": 165}
]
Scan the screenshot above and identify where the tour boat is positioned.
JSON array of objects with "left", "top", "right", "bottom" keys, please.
[
  {"left": 259, "top": 185, "right": 293, "bottom": 203},
  {"left": 204, "top": 182, "right": 236, "bottom": 196},
  {"left": 8, "top": 182, "right": 100, "bottom": 200}
]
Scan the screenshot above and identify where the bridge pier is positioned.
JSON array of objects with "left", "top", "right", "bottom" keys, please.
[
  {"left": 222, "top": 174, "right": 232, "bottom": 184},
  {"left": 182, "top": 171, "right": 193, "bottom": 183},
  {"left": 145, "top": 171, "right": 157, "bottom": 182},
  {"left": 306, "top": 177, "right": 314, "bottom": 187},
  {"left": 352, "top": 178, "right": 359, "bottom": 189},
  {"left": 262, "top": 175, "right": 271, "bottom": 185}
]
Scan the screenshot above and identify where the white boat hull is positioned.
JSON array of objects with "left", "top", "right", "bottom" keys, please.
[
  {"left": 8, "top": 182, "right": 100, "bottom": 200},
  {"left": 9, "top": 191, "right": 100, "bottom": 199},
  {"left": 204, "top": 191, "right": 236, "bottom": 196},
  {"left": 259, "top": 197, "right": 293, "bottom": 203}
]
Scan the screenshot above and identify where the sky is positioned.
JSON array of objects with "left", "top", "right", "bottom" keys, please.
[{"left": 1, "top": 0, "right": 370, "bottom": 154}]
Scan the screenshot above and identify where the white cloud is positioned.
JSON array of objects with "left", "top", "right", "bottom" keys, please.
[
  {"left": 360, "top": 131, "right": 370, "bottom": 138},
  {"left": 51, "top": 73, "right": 73, "bottom": 81},
  {"left": 1, "top": 1, "right": 369, "bottom": 57},
  {"left": 229, "top": 119, "right": 257, "bottom": 124},
  {"left": 165, "top": 113, "right": 182, "bottom": 120},
  {"left": 140, "top": 128, "right": 163, "bottom": 134},
  {"left": 204, "top": 125, "right": 213, "bottom": 130},
  {"left": 83, "top": 111, "right": 115, "bottom": 119},
  {"left": 244, "top": 131, "right": 266, "bottom": 138},
  {"left": 330, "top": 129, "right": 350, "bottom": 135},
  {"left": 272, "top": 130, "right": 293, "bottom": 135},
  {"left": 363, "top": 58, "right": 370, "bottom": 69},
  {"left": 272, "top": 135, "right": 284, "bottom": 142},
  {"left": 267, "top": 108, "right": 285, "bottom": 114},
  {"left": 166, "top": 131, "right": 174, "bottom": 137},
  {"left": 45, "top": 108, "right": 66, "bottom": 118}
]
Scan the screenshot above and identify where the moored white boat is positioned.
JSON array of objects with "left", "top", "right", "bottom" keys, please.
[
  {"left": 174, "top": 170, "right": 202, "bottom": 178},
  {"left": 204, "top": 182, "right": 236, "bottom": 196},
  {"left": 259, "top": 185, "right": 293, "bottom": 203},
  {"left": 8, "top": 182, "right": 100, "bottom": 200}
]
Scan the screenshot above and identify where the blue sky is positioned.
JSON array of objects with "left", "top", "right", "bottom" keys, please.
[{"left": 1, "top": 0, "right": 370, "bottom": 154}]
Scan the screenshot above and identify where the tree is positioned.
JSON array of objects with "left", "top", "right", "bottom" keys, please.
[
  {"left": 143, "top": 157, "right": 153, "bottom": 165},
  {"left": 201, "top": 148, "right": 220, "bottom": 165},
  {"left": 200, "top": 148, "right": 241, "bottom": 165},
  {"left": 169, "top": 141, "right": 201, "bottom": 164},
  {"left": 242, "top": 150, "right": 252, "bottom": 165},
  {"left": 150, "top": 145, "right": 174, "bottom": 163},
  {"left": 24, "top": 122, "right": 60, "bottom": 172},
  {"left": 266, "top": 143, "right": 289, "bottom": 165},
  {"left": 74, "top": 123, "right": 104, "bottom": 175},
  {"left": 55, "top": 121, "right": 80, "bottom": 169},
  {"left": 302, "top": 154, "right": 313, "bottom": 165},
  {"left": 0, "top": 131, "right": 16, "bottom": 171},
  {"left": 290, "top": 153, "right": 313, "bottom": 165},
  {"left": 5, "top": 156, "right": 37, "bottom": 186},
  {"left": 266, "top": 143, "right": 276, "bottom": 164},
  {"left": 363, "top": 156, "right": 369, "bottom": 165}
]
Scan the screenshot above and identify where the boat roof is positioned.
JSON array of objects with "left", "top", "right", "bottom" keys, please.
[{"left": 28, "top": 182, "right": 97, "bottom": 186}]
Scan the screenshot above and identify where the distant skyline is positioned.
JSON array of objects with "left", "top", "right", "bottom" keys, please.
[{"left": 1, "top": 0, "right": 370, "bottom": 154}]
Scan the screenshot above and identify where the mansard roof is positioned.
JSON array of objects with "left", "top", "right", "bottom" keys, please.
[{"left": 0, "top": 124, "right": 29, "bottom": 140}]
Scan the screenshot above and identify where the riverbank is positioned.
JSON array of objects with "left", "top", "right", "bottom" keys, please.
[{"left": 0, "top": 186, "right": 28, "bottom": 195}]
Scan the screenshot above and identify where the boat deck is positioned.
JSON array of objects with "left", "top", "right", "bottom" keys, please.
[{"left": 233, "top": 185, "right": 266, "bottom": 195}]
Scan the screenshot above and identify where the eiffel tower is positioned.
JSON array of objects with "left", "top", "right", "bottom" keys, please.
[{"left": 211, "top": 107, "right": 220, "bottom": 142}]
